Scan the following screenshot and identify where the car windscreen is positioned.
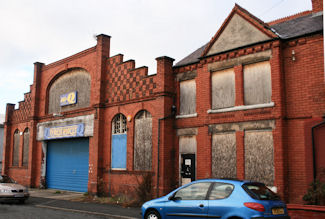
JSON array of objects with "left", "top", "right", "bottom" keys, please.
[
  {"left": 0, "top": 175, "right": 16, "bottom": 183},
  {"left": 242, "top": 183, "right": 280, "bottom": 201}
]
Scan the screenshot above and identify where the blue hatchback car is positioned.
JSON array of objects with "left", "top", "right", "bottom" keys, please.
[{"left": 142, "top": 179, "right": 290, "bottom": 219}]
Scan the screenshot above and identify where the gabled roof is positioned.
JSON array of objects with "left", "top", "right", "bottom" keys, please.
[
  {"left": 270, "top": 12, "right": 323, "bottom": 39},
  {"left": 201, "top": 4, "right": 278, "bottom": 58},
  {"left": 174, "top": 43, "right": 208, "bottom": 67},
  {"left": 174, "top": 5, "right": 323, "bottom": 68}
]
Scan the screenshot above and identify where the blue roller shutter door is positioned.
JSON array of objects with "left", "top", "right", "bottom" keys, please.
[{"left": 46, "top": 138, "right": 89, "bottom": 192}]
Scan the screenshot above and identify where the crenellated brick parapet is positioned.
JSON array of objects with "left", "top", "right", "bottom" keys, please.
[
  {"left": 105, "top": 54, "right": 158, "bottom": 104},
  {"left": 10, "top": 92, "right": 32, "bottom": 124}
]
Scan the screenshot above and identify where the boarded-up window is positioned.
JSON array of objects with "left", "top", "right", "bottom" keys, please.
[
  {"left": 134, "top": 110, "right": 152, "bottom": 171},
  {"left": 179, "top": 136, "right": 197, "bottom": 154},
  {"left": 23, "top": 129, "right": 29, "bottom": 167},
  {"left": 244, "top": 61, "right": 272, "bottom": 105},
  {"left": 48, "top": 68, "right": 91, "bottom": 114},
  {"left": 12, "top": 130, "right": 20, "bottom": 166},
  {"left": 212, "top": 69, "right": 235, "bottom": 109},
  {"left": 245, "top": 130, "right": 274, "bottom": 185},
  {"left": 212, "top": 133, "right": 236, "bottom": 178},
  {"left": 180, "top": 80, "right": 196, "bottom": 115}
]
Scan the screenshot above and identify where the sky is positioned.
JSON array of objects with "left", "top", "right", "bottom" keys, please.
[{"left": 0, "top": 0, "right": 313, "bottom": 115}]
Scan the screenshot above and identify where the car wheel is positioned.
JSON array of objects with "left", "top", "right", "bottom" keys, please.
[{"left": 145, "top": 210, "right": 161, "bottom": 219}]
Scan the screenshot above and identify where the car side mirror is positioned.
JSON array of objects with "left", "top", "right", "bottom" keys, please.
[{"left": 169, "top": 195, "right": 182, "bottom": 201}]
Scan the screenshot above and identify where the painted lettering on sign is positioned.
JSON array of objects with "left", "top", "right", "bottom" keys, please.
[
  {"left": 60, "top": 91, "right": 77, "bottom": 106},
  {"left": 44, "top": 124, "right": 84, "bottom": 140}
]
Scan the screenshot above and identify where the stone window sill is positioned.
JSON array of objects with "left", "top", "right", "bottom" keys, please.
[
  {"left": 176, "top": 113, "right": 198, "bottom": 119},
  {"left": 111, "top": 168, "right": 127, "bottom": 171},
  {"left": 207, "top": 102, "right": 275, "bottom": 114}
]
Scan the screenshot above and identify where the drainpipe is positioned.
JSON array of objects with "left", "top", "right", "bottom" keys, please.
[
  {"left": 157, "top": 105, "right": 176, "bottom": 197},
  {"left": 311, "top": 115, "right": 325, "bottom": 181}
]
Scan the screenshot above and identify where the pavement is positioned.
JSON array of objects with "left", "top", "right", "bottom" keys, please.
[
  {"left": 28, "top": 188, "right": 142, "bottom": 219},
  {"left": 29, "top": 188, "right": 85, "bottom": 200}
]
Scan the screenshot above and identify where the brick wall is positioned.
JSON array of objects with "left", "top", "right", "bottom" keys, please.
[
  {"left": 3, "top": 33, "right": 176, "bottom": 197},
  {"left": 283, "top": 34, "right": 325, "bottom": 203},
  {"left": 283, "top": 35, "right": 325, "bottom": 118},
  {"left": 2, "top": 0, "right": 324, "bottom": 203},
  {"left": 288, "top": 204, "right": 325, "bottom": 219},
  {"left": 174, "top": 39, "right": 288, "bottom": 197},
  {"left": 173, "top": 29, "right": 324, "bottom": 203}
]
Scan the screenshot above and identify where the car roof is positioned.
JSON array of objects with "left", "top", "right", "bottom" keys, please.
[{"left": 191, "top": 178, "right": 263, "bottom": 186}]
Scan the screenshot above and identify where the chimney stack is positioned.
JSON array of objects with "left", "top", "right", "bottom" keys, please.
[{"left": 312, "top": 0, "right": 323, "bottom": 13}]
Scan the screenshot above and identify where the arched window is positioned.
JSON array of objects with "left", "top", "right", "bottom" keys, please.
[
  {"left": 48, "top": 68, "right": 91, "bottom": 114},
  {"left": 12, "top": 130, "right": 20, "bottom": 166},
  {"left": 112, "top": 114, "right": 127, "bottom": 134},
  {"left": 134, "top": 110, "right": 152, "bottom": 170},
  {"left": 111, "top": 114, "right": 127, "bottom": 169},
  {"left": 23, "top": 128, "right": 30, "bottom": 167}
]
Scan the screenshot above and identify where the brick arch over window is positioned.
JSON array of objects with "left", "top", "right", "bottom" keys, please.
[
  {"left": 134, "top": 110, "right": 152, "bottom": 171},
  {"left": 22, "top": 128, "right": 30, "bottom": 167},
  {"left": 12, "top": 129, "right": 20, "bottom": 166},
  {"left": 47, "top": 68, "right": 91, "bottom": 114},
  {"left": 111, "top": 114, "right": 127, "bottom": 169}
]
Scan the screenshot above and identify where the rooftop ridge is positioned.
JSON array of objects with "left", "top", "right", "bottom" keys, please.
[
  {"left": 234, "top": 3, "right": 270, "bottom": 28},
  {"left": 268, "top": 10, "right": 312, "bottom": 26}
]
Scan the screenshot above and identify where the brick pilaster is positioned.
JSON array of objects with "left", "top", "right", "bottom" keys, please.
[
  {"left": 2, "top": 104, "right": 15, "bottom": 175},
  {"left": 234, "top": 65, "right": 244, "bottom": 106},
  {"left": 236, "top": 131, "right": 245, "bottom": 180}
]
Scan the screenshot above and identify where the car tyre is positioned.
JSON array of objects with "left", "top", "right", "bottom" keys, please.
[{"left": 145, "top": 210, "right": 161, "bottom": 219}]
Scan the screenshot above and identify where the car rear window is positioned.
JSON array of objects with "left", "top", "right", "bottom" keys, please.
[{"left": 243, "top": 183, "right": 280, "bottom": 201}]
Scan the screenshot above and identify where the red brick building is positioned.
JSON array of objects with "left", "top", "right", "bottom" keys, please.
[{"left": 2, "top": 0, "right": 324, "bottom": 204}]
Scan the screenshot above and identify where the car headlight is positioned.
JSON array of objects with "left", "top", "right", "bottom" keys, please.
[{"left": 0, "top": 189, "right": 11, "bottom": 193}]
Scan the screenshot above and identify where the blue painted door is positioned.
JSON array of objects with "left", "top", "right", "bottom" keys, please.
[
  {"left": 111, "top": 134, "right": 127, "bottom": 169},
  {"left": 46, "top": 138, "right": 89, "bottom": 192}
]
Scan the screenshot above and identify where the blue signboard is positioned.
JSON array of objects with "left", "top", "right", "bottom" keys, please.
[
  {"left": 44, "top": 123, "right": 84, "bottom": 140},
  {"left": 60, "top": 91, "right": 77, "bottom": 106}
]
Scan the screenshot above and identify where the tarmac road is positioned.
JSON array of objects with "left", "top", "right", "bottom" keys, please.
[{"left": 0, "top": 196, "right": 141, "bottom": 219}]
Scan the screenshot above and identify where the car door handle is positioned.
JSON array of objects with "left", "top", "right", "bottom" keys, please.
[{"left": 199, "top": 204, "right": 204, "bottom": 208}]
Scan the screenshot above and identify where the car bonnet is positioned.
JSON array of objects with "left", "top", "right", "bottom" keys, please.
[{"left": 0, "top": 183, "right": 26, "bottom": 190}]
